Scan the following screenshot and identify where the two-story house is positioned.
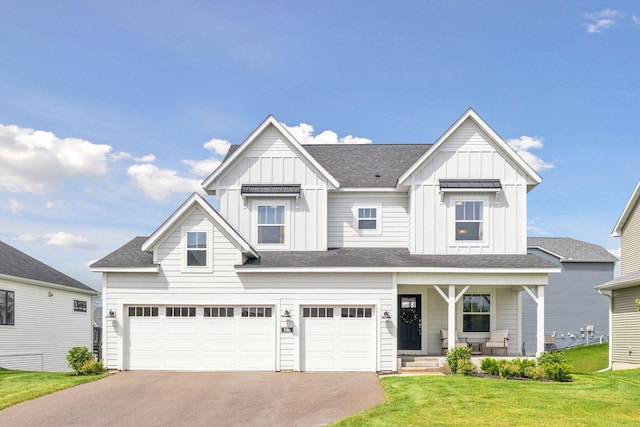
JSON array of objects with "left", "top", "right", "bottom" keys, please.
[
  {"left": 596, "top": 180, "right": 640, "bottom": 370},
  {"left": 91, "top": 109, "right": 558, "bottom": 372}
]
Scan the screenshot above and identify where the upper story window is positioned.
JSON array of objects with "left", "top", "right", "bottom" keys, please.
[
  {"left": 455, "top": 200, "right": 483, "bottom": 241},
  {"left": 462, "top": 294, "right": 490, "bottom": 332},
  {"left": 0, "top": 290, "right": 15, "bottom": 325},
  {"left": 186, "top": 231, "right": 207, "bottom": 267},
  {"left": 257, "top": 204, "right": 286, "bottom": 245},
  {"left": 357, "top": 208, "right": 377, "bottom": 230},
  {"left": 74, "top": 300, "right": 87, "bottom": 313}
]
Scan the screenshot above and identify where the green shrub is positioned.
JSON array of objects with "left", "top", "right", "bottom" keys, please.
[
  {"left": 544, "top": 362, "right": 573, "bottom": 382},
  {"left": 537, "top": 351, "right": 567, "bottom": 367},
  {"left": 524, "top": 365, "right": 546, "bottom": 381},
  {"left": 79, "top": 359, "right": 106, "bottom": 376},
  {"left": 480, "top": 357, "right": 500, "bottom": 376},
  {"left": 67, "top": 347, "right": 94, "bottom": 375},
  {"left": 498, "top": 361, "right": 521, "bottom": 379},
  {"left": 446, "top": 346, "right": 471, "bottom": 374},
  {"left": 515, "top": 358, "right": 537, "bottom": 376},
  {"left": 457, "top": 359, "right": 476, "bottom": 376}
]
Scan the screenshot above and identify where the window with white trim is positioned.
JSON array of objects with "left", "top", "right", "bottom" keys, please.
[
  {"left": 341, "top": 307, "right": 372, "bottom": 318},
  {"left": 128, "top": 306, "right": 159, "bottom": 317},
  {"left": 204, "top": 307, "right": 234, "bottom": 317},
  {"left": 462, "top": 294, "right": 490, "bottom": 332},
  {"left": 166, "top": 307, "right": 196, "bottom": 317},
  {"left": 455, "top": 200, "right": 483, "bottom": 241},
  {"left": 241, "top": 306, "right": 273, "bottom": 318},
  {"left": 357, "top": 208, "right": 377, "bottom": 230},
  {"left": 0, "top": 290, "right": 14, "bottom": 325},
  {"left": 186, "top": 231, "right": 207, "bottom": 267},
  {"left": 74, "top": 300, "right": 87, "bottom": 313},
  {"left": 257, "top": 205, "right": 285, "bottom": 244},
  {"left": 303, "top": 307, "right": 334, "bottom": 318}
]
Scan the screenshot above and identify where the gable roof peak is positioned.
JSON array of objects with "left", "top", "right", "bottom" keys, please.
[{"left": 611, "top": 179, "right": 640, "bottom": 237}]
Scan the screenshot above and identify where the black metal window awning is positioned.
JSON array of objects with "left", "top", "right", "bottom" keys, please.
[
  {"left": 439, "top": 179, "right": 502, "bottom": 191},
  {"left": 240, "top": 184, "right": 301, "bottom": 197}
]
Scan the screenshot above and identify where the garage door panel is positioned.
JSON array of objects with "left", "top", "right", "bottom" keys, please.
[
  {"left": 301, "top": 306, "right": 376, "bottom": 372},
  {"left": 201, "top": 338, "right": 236, "bottom": 351},
  {"left": 165, "top": 321, "right": 197, "bottom": 334},
  {"left": 201, "top": 321, "right": 235, "bottom": 334}
]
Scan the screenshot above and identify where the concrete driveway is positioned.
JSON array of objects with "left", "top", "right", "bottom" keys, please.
[{"left": 0, "top": 371, "right": 384, "bottom": 427}]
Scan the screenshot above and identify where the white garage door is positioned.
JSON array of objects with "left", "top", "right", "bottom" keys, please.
[
  {"left": 126, "top": 305, "right": 275, "bottom": 371},
  {"left": 301, "top": 306, "right": 376, "bottom": 372}
]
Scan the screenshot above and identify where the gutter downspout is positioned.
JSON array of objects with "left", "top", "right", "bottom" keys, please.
[{"left": 597, "top": 289, "right": 613, "bottom": 372}]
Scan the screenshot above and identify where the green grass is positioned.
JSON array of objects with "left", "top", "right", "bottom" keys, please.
[
  {"left": 0, "top": 370, "right": 107, "bottom": 410},
  {"left": 333, "top": 344, "right": 640, "bottom": 426},
  {"left": 563, "top": 343, "right": 609, "bottom": 373}
]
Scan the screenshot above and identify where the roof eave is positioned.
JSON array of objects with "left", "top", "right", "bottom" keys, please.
[
  {"left": 611, "top": 180, "right": 640, "bottom": 236},
  {"left": 90, "top": 266, "right": 160, "bottom": 273},
  {"left": 235, "top": 266, "right": 561, "bottom": 274},
  {"left": 0, "top": 273, "right": 98, "bottom": 295}
]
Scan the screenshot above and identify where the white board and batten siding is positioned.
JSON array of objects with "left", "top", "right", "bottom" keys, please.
[
  {"left": 409, "top": 119, "right": 528, "bottom": 255},
  {"left": 0, "top": 277, "right": 93, "bottom": 372},
  {"left": 215, "top": 126, "right": 330, "bottom": 251},
  {"left": 328, "top": 192, "right": 409, "bottom": 248}
]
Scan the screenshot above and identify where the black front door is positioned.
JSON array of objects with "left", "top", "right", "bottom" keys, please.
[{"left": 398, "top": 295, "right": 421, "bottom": 351}]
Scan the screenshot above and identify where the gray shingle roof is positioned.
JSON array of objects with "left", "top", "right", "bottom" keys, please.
[
  {"left": 225, "top": 143, "right": 432, "bottom": 188},
  {"left": 0, "top": 240, "right": 96, "bottom": 293},
  {"left": 237, "top": 248, "right": 557, "bottom": 270},
  {"left": 90, "top": 237, "right": 155, "bottom": 269},
  {"left": 596, "top": 268, "right": 640, "bottom": 290},
  {"left": 527, "top": 238, "right": 618, "bottom": 263}
]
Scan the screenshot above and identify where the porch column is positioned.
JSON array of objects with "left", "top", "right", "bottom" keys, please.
[
  {"left": 536, "top": 285, "right": 545, "bottom": 357},
  {"left": 448, "top": 285, "right": 456, "bottom": 352}
]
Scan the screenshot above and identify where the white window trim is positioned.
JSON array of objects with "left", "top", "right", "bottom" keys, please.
[
  {"left": 352, "top": 204, "right": 382, "bottom": 235},
  {"left": 457, "top": 291, "right": 494, "bottom": 335},
  {"left": 448, "top": 195, "right": 489, "bottom": 247},
  {"left": 251, "top": 199, "right": 291, "bottom": 250},
  {"left": 181, "top": 227, "right": 213, "bottom": 273}
]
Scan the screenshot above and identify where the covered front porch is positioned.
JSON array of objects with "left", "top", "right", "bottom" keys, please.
[{"left": 394, "top": 271, "right": 551, "bottom": 358}]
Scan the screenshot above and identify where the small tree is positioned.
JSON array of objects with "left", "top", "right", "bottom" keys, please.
[{"left": 67, "top": 347, "right": 94, "bottom": 375}]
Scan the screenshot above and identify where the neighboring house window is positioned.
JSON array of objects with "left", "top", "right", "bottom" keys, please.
[
  {"left": 303, "top": 307, "right": 334, "bottom": 318},
  {"left": 257, "top": 205, "right": 285, "bottom": 244},
  {"left": 204, "top": 307, "right": 234, "bottom": 317},
  {"left": 241, "top": 306, "right": 273, "bottom": 318},
  {"left": 186, "top": 231, "right": 207, "bottom": 266},
  {"left": 74, "top": 300, "right": 87, "bottom": 313},
  {"left": 357, "top": 208, "right": 377, "bottom": 230},
  {"left": 341, "top": 307, "right": 373, "bottom": 318},
  {"left": 455, "top": 200, "right": 483, "bottom": 241},
  {"left": 128, "top": 306, "right": 159, "bottom": 317},
  {"left": 166, "top": 307, "right": 196, "bottom": 317},
  {"left": 0, "top": 290, "right": 14, "bottom": 326},
  {"left": 462, "top": 294, "right": 490, "bottom": 332}
]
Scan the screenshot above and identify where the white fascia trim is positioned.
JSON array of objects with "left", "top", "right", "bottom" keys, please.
[
  {"left": 527, "top": 246, "right": 563, "bottom": 261},
  {"left": 235, "top": 267, "right": 561, "bottom": 274},
  {"left": 201, "top": 115, "right": 340, "bottom": 191},
  {"left": 397, "top": 108, "right": 542, "bottom": 187},
  {"left": 611, "top": 180, "right": 640, "bottom": 237},
  {"left": 336, "top": 187, "right": 401, "bottom": 192},
  {"left": 89, "top": 267, "right": 160, "bottom": 273},
  {"left": 0, "top": 273, "right": 99, "bottom": 295}
]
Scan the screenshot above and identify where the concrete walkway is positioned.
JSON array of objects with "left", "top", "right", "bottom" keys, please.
[{"left": 0, "top": 371, "right": 384, "bottom": 427}]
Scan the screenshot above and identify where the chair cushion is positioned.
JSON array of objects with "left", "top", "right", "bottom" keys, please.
[{"left": 489, "top": 329, "right": 509, "bottom": 341}]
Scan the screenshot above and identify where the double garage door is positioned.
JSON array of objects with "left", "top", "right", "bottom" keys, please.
[
  {"left": 126, "top": 305, "right": 376, "bottom": 372},
  {"left": 126, "top": 305, "right": 275, "bottom": 371}
]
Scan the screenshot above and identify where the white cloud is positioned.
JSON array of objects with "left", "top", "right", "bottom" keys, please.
[
  {"left": 15, "top": 233, "right": 39, "bottom": 242},
  {"left": 506, "top": 136, "right": 555, "bottom": 172},
  {"left": 44, "top": 231, "right": 97, "bottom": 250},
  {"left": 203, "top": 138, "right": 231, "bottom": 156},
  {"left": 633, "top": 15, "right": 640, "bottom": 25},
  {"left": 527, "top": 225, "right": 549, "bottom": 236},
  {"left": 7, "top": 198, "right": 24, "bottom": 214},
  {"left": 127, "top": 164, "right": 201, "bottom": 201},
  {"left": 583, "top": 9, "right": 624, "bottom": 34},
  {"left": 0, "top": 124, "right": 112, "bottom": 193},
  {"left": 283, "top": 123, "right": 372, "bottom": 144},
  {"left": 110, "top": 152, "right": 156, "bottom": 163}
]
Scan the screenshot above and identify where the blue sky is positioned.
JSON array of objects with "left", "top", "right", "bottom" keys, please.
[{"left": 1, "top": 1, "right": 638, "bottom": 290}]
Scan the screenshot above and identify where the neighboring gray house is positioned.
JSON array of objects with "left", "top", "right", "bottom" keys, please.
[
  {"left": 523, "top": 238, "right": 617, "bottom": 355},
  {"left": 596, "top": 180, "right": 640, "bottom": 370},
  {"left": 0, "top": 240, "right": 98, "bottom": 371}
]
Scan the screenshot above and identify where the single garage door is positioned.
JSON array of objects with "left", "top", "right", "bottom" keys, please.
[
  {"left": 126, "top": 305, "right": 275, "bottom": 371},
  {"left": 301, "top": 306, "right": 376, "bottom": 371}
]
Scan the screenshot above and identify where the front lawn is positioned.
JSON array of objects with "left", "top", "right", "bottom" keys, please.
[
  {"left": 0, "top": 370, "right": 107, "bottom": 410},
  {"left": 563, "top": 343, "right": 609, "bottom": 373},
  {"left": 333, "top": 369, "right": 640, "bottom": 426}
]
